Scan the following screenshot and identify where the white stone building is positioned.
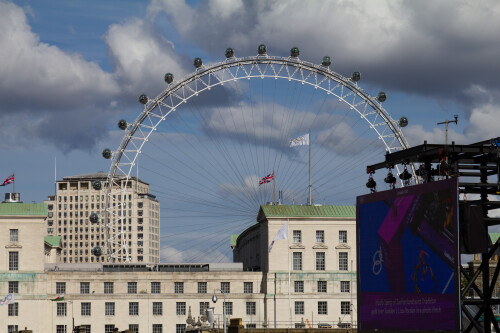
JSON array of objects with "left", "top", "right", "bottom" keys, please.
[
  {"left": 44, "top": 172, "right": 160, "bottom": 264},
  {"left": 1, "top": 194, "right": 356, "bottom": 332}
]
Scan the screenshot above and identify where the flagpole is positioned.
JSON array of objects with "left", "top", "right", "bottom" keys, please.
[
  {"left": 288, "top": 218, "right": 291, "bottom": 328},
  {"left": 55, "top": 157, "right": 57, "bottom": 195},
  {"left": 13, "top": 172, "right": 15, "bottom": 193},
  {"left": 308, "top": 130, "right": 312, "bottom": 205},
  {"left": 274, "top": 170, "right": 276, "bottom": 204}
]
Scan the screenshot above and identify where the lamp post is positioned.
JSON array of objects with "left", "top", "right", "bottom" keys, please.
[{"left": 212, "top": 288, "right": 226, "bottom": 333}]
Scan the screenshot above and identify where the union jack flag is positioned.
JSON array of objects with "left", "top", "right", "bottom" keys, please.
[
  {"left": 259, "top": 172, "right": 274, "bottom": 186},
  {"left": 0, "top": 174, "right": 14, "bottom": 186}
]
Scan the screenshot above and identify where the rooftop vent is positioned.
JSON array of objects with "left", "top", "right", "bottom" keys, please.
[{"left": 3, "top": 193, "right": 22, "bottom": 203}]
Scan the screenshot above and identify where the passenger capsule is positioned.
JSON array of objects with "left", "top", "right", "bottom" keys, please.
[
  {"left": 377, "top": 92, "right": 387, "bottom": 102},
  {"left": 399, "top": 116, "right": 408, "bottom": 127},
  {"left": 321, "top": 56, "right": 331, "bottom": 67},
  {"left": 89, "top": 213, "right": 99, "bottom": 224},
  {"left": 351, "top": 72, "right": 361, "bottom": 82},
  {"left": 92, "top": 246, "right": 102, "bottom": 257},
  {"left": 118, "top": 119, "right": 127, "bottom": 130},
  {"left": 164, "top": 73, "right": 174, "bottom": 84},
  {"left": 139, "top": 94, "right": 148, "bottom": 105},
  {"left": 102, "top": 149, "right": 112, "bottom": 159},
  {"left": 290, "top": 47, "right": 300, "bottom": 57},
  {"left": 193, "top": 57, "right": 203, "bottom": 68},
  {"left": 258, "top": 44, "right": 267, "bottom": 55},
  {"left": 92, "top": 180, "right": 102, "bottom": 191},
  {"left": 225, "top": 48, "right": 234, "bottom": 58}
]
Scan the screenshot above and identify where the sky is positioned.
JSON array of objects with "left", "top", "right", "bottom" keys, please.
[{"left": 1, "top": 0, "right": 500, "bottom": 262}]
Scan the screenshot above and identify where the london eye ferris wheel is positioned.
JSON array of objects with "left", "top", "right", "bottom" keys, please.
[{"left": 98, "top": 45, "right": 412, "bottom": 263}]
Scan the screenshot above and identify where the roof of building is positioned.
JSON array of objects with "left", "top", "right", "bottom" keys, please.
[
  {"left": 44, "top": 235, "right": 62, "bottom": 247},
  {"left": 61, "top": 171, "right": 148, "bottom": 185},
  {"left": 62, "top": 171, "right": 109, "bottom": 180},
  {"left": 230, "top": 234, "right": 239, "bottom": 247},
  {"left": 490, "top": 233, "right": 500, "bottom": 244},
  {"left": 0, "top": 202, "right": 47, "bottom": 216},
  {"left": 258, "top": 204, "right": 355, "bottom": 220}
]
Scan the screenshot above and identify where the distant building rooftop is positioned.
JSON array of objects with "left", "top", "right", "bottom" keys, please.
[
  {"left": 45, "top": 262, "right": 243, "bottom": 273},
  {"left": 258, "top": 204, "right": 355, "bottom": 221},
  {"left": 0, "top": 202, "right": 47, "bottom": 216},
  {"left": 60, "top": 172, "right": 148, "bottom": 185},
  {"left": 45, "top": 235, "right": 62, "bottom": 247}
]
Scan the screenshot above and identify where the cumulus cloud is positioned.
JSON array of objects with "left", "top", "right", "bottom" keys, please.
[
  {"left": 104, "top": 18, "right": 190, "bottom": 99},
  {"left": 0, "top": 1, "right": 119, "bottom": 111},
  {"left": 403, "top": 124, "right": 466, "bottom": 147},
  {"left": 160, "top": 245, "right": 231, "bottom": 263},
  {"left": 149, "top": 0, "right": 500, "bottom": 101}
]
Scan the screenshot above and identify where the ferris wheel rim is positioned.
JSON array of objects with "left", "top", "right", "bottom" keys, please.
[{"left": 104, "top": 53, "right": 411, "bottom": 262}]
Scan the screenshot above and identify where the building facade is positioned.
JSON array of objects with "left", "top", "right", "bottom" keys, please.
[
  {"left": 44, "top": 172, "right": 160, "bottom": 264},
  {"left": 1, "top": 199, "right": 356, "bottom": 332},
  {"left": 233, "top": 205, "right": 357, "bottom": 328}
]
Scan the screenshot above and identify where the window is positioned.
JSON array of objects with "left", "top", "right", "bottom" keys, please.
[
  {"left": 318, "top": 301, "right": 328, "bottom": 315},
  {"left": 198, "top": 282, "right": 207, "bottom": 294},
  {"left": 294, "top": 281, "right": 304, "bottom": 293},
  {"left": 153, "top": 302, "right": 163, "bottom": 315},
  {"left": 340, "top": 281, "right": 350, "bottom": 293},
  {"left": 105, "top": 325, "right": 115, "bottom": 333},
  {"left": 57, "top": 302, "right": 67, "bottom": 316},
  {"left": 8, "top": 252, "right": 18, "bottom": 270},
  {"left": 316, "top": 252, "right": 325, "bottom": 271},
  {"left": 176, "top": 324, "right": 186, "bottom": 333},
  {"left": 244, "top": 282, "right": 253, "bottom": 294},
  {"left": 105, "top": 302, "right": 115, "bottom": 316},
  {"left": 81, "top": 302, "right": 91, "bottom": 316},
  {"left": 341, "top": 301, "right": 351, "bottom": 315},
  {"left": 221, "top": 282, "right": 230, "bottom": 293},
  {"left": 224, "top": 302, "right": 233, "bottom": 315},
  {"left": 151, "top": 282, "right": 161, "bottom": 294},
  {"left": 316, "top": 230, "right": 324, "bottom": 243},
  {"left": 246, "top": 302, "right": 256, "bottom": 315},
  {"left": 174, "top": 282, "right": 184, "bottom": 294},
  {"left": 295, "top": 301, "right": 304, "bottom": 315},
  {"left": 247, "top": 324, "right": 257, "bottom": 328},
  {"left": 9, "top": 229, "right": 18, "bottom": 242},
  {"left": 104, "top": 282, "right": 114, "bottom": 294},
  {"left": 8, "top": 281, "right": 19, "bottom": 294},
  {"left": 293, "top": 230, "right": 302, "bottom": 243},
  {"left": 8, "top": 303, "right": 18, "bottom": 316},
  {"left": 339, "top": 230, "right": 347, "bottom": 243},
  {"left": 176, "top": 302, "right": 186, "bottom": 315},
  {"left": 80, "top": 282, "right": 90, "bottom": 294},
  {"left": 129, "top": 324, "right": 139, "bottom": 333},
  {"left": 129, "top": 302, "right": 139, "bottom": 315},
  {"left": 80, "top": 325, "right": 91, "bottom": 333},
  {"left": 293, "top": 252, "right": 302, "bottom": 270},
  {"left": 317, "top": 281, "right": 327, "bottom": 293},
  {"left": 200, "top": 302, "right": 209, "bottom": 315},
  {"left": 8, "top": 325, "right": 18, "bottom": 333},
  {"left": 153, "top": 324, "right": 163, "bottom": 333},
  {"left": 56, "top": 325, "right": 67, "bottom": 333},
  {"left": 56, "top": 282, "right": 66, "bottom": 294},
  {"left": 128, "top": 282, "right": 137, "bottom": 294},
  {"left": 339, "top": 252, "right": 348, "bottom": 271}
]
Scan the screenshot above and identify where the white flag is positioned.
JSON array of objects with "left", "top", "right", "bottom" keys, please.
[
  {"left": 290, "top": 133, "right": 310, "bottom": 147},
  {"left": 268, "top": 222, "right": 288, "bottom": 253},
  {"left": 0, "top": 293, "right": 14, "bottom": 306}
]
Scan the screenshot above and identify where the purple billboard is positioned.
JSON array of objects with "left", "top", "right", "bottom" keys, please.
[{"left": 357, "top": 178, "right": 459, "bottom": 332}]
